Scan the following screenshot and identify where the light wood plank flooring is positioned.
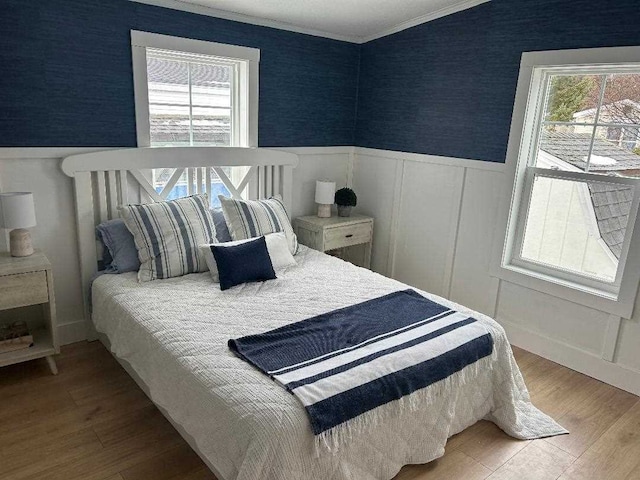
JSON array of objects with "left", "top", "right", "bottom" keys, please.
[{"left": 0, "top": 342, "right": 638, "bottom": 480}]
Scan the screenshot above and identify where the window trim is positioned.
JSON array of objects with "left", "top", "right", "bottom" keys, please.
[
  {"left": 131, "top": 30, "right": 260, "bottom": 148},
  {"left": 491, "top": 46, "right": 640, "bottom": 318}
]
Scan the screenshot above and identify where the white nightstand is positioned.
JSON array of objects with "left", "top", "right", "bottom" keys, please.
[
  {"left": 0, "top": 251, "right": 59, "bottom": 374},
  {"left": 294, "top": 214, "right": 373, "bottom": 269}
]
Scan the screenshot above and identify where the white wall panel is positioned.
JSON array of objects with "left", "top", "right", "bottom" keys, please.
[
  {"left": 352, "top": 153, "right": 399, "bottom": 275},
  {"left": 392, "top": 160, "right": 464, "bottom": 297},
  {"left": 496, "top": 280, "right": 609, "bottom": 355},
  {"left": 449, "top": 169, "right": 504, "bottom": 316},
  {"left": 615, "top": 287, "right": 640, "bottom": 372}
]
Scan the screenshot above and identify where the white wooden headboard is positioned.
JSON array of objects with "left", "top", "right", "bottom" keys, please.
[{"left": 61, "top": 146, "right": 298, "bottom": 338}]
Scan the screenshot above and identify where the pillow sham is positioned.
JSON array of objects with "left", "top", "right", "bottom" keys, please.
[
  {"left": 199, "top": 232, "right": 296, "bottom": 283},
  {"left": 120, "top": 194, "right": 217, "bottom": 282},
  {"left": 219, "top": 195, "right": 298, "bottom": 254},
  {"left": 210, "top": 207, "right": 233, "bottom": 243},
  {"left": 96, "top": 218, "right": 141, "bottom": 274},
  {"left": 211, "top": 236, "right": 276, "bottom": 291}
]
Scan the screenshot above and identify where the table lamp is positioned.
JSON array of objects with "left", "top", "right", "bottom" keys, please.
[
  {"left": 315, "top": 181, "right": 335, "bottom": 218},
  {"left": 0, "top": 192, "right": 37, "bottom": 257}
]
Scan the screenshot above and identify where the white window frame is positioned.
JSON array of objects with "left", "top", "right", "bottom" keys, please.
[
  {"left": 131, "top": 30, "right": 259, "bottom": 148},
  {"left": 491, "top": 46, "right": 640, "bottom": 318}
]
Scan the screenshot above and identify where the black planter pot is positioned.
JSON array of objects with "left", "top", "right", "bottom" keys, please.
[{"left": 337, "top": 205, "right": 352, "bottom": 217}]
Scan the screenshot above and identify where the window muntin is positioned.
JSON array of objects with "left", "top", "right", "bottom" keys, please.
[{"left": 505, "top": 67, "right": 640, "bottom": 299}]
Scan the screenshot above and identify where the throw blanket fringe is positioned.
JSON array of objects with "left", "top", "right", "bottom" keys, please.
[{"left": 314, "top": 349, "right": 498, "bottom": 454}]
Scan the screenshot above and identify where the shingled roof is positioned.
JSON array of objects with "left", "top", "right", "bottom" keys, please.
[
  {"left": 587, "top": 182, "right": 632, "bottom": 259},
  {"left": 539, "top": 131, "right": 640, "bottom": 172}
]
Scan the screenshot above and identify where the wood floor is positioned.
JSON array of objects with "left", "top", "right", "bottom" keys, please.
[{"left": 0, "top": 342, "right": 639, "bottom": 480}]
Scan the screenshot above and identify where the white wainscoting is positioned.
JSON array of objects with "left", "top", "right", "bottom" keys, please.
[
  {"left": 2, "top": 144, "right": 639, "bottom": 395},
  {"left": 0, "top": 146, "right": 353, "bottom": 346},
  {"left": 353, "top": 147, "right": 640, "bottom": 396}
]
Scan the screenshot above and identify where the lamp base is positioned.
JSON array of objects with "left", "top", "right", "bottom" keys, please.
[
  {"left": 317, "top": 204, "right": 332, "bottom": 218},
  {"left": 10, "top": 228, "right": 34, "bottom": 257}
]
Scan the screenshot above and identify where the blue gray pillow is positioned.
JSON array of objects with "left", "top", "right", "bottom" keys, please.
[
  {"left": 210, "top": 207, "right": 233, "bottom": 243},
  {"left": 210, "top": 236, "right": 276, "bottom": 290},
  {"left": 96, "top": 218, "right": 140, "bottom": 274}
]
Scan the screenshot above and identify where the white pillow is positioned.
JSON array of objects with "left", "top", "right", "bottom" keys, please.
[{"left": 199, "top": 232, "right": 296, "bottom": 283}]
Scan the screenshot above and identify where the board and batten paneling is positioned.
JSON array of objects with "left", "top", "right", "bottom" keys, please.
[
  {"left": 449, "top": 168, "right": 504, "bottom": 316},
  {"left": 497, "top": 281, "right": 610, "bottom": 356},
  {"left": 352, "top": 146, "right": 640, "bottom": 396},
  {"left": 352, "top": 152, "right": 401, "bottom": 275},
  {"left": 392, "top": 161, "right": 465, "bottom": 297}
]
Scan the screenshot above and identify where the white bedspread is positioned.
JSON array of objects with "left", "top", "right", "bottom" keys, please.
[{"left": 92, "top": 246, "right": 565, "bottom": 480}]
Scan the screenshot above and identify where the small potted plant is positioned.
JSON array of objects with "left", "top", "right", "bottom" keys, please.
[{"left": 334, "top": 188, "right": 357, "bottom": 217}]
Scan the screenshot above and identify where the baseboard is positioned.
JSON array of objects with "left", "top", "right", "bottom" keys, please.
[
  {"left": 500, "top": 319, "right": 640, "bottom": 396},
  {"left": 57, "top": 320, "right": 87, "bottom": 346}
]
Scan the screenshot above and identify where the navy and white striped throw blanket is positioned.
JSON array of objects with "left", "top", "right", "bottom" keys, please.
[{"left": 229, "top": 289, "right": 494, "bottom": 442}]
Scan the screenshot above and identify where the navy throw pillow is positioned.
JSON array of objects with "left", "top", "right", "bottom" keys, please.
[{"left": 211, "top": 236, "right": 276, "bottom": 291}]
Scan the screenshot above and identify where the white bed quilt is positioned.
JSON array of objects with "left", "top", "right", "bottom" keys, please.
[{"left": 92, "top": 246, "right": 565, "bottom": 480}]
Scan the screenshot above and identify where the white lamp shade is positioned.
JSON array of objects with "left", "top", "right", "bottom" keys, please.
[
  {"left": 0, "top": 193, "right": 37, "bottom": 229},
  {"left": 315, "top": 181, "right": 336, "bottom": 204}
]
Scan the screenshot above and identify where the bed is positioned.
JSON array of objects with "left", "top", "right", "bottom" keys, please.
[{"left": 62, "top": 147, "right": 564, "bottom": 480}]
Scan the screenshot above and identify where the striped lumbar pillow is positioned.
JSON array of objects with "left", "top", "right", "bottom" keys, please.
[
  {"left": 120, "top": 194, "right": 217, "bottom": 282},
  {"left": 219, "top": 195, "right": 298, "bottom": 254}
]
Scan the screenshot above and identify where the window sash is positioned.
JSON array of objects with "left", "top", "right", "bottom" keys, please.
[
  {"left": 526, "top": 68, "right": 640, "bottom": 169},
  {"left": 510, "top": 167, "right": 640, "bottom": 297},
  {"left": 146, "top": 49, "right": 239, "bottom": 148}
]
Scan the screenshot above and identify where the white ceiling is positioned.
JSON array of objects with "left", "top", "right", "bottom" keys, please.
[{"left": 132, "top": 0, "right": 490, "bottom": 43}]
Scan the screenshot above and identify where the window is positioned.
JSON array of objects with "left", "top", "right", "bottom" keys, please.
[
  {"left": 494, "top": 47, "right": 640, "bottom": 317},
  {"left": 131, "top": 30, "right": 259, "bottom": 147},
  {"left": 130, "top": 31, "right": 259, "bottom": 206}
]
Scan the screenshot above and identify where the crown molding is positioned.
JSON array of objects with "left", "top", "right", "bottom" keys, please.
[
  {"left": 128, "top": 0, "right": 491, "bottom": 44},
  {"left": 359, "top": 0, "right": 491, "bottom": 43},
  {"left": 128, "top": 0, "right": 361, "bottom": 43}
]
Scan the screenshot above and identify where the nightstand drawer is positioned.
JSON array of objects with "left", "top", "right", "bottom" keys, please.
[
  {"left": 0, "top": 271, "right": 48, "bottom": 310},
  {"left": 324, "top": 222, "right": 372, "bottom": 251}
]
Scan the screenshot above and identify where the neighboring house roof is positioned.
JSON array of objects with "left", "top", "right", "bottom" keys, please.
[
  {"left": 539, "top": 131, "right": 636, "bottom": 261},
  {"left": 150, "top": 117, "right": 230, "bottom": 146},
  {"left": 573, "top": 99, "right": 640, "bottom": 120},
  {"left": 587, "top": 182, "right": 632, "bottom": 259},
  {"left": 539, "top": 131, "right": 640, "bottom": 172}
]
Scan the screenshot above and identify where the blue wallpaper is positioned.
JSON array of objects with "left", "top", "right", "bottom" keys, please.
[
  {"left": 355, "top": 0, "right": 640, "bottom": 163},
  {"left": 0, "top": 0, "right": 360, "bottom": 147},
  {"left": 5, "top": 0, "right": 640, "bottom": 156}
]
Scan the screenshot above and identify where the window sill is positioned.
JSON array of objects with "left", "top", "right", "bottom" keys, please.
[{"left": 490, "top": 262, "right": 632, "bottom": 318}]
